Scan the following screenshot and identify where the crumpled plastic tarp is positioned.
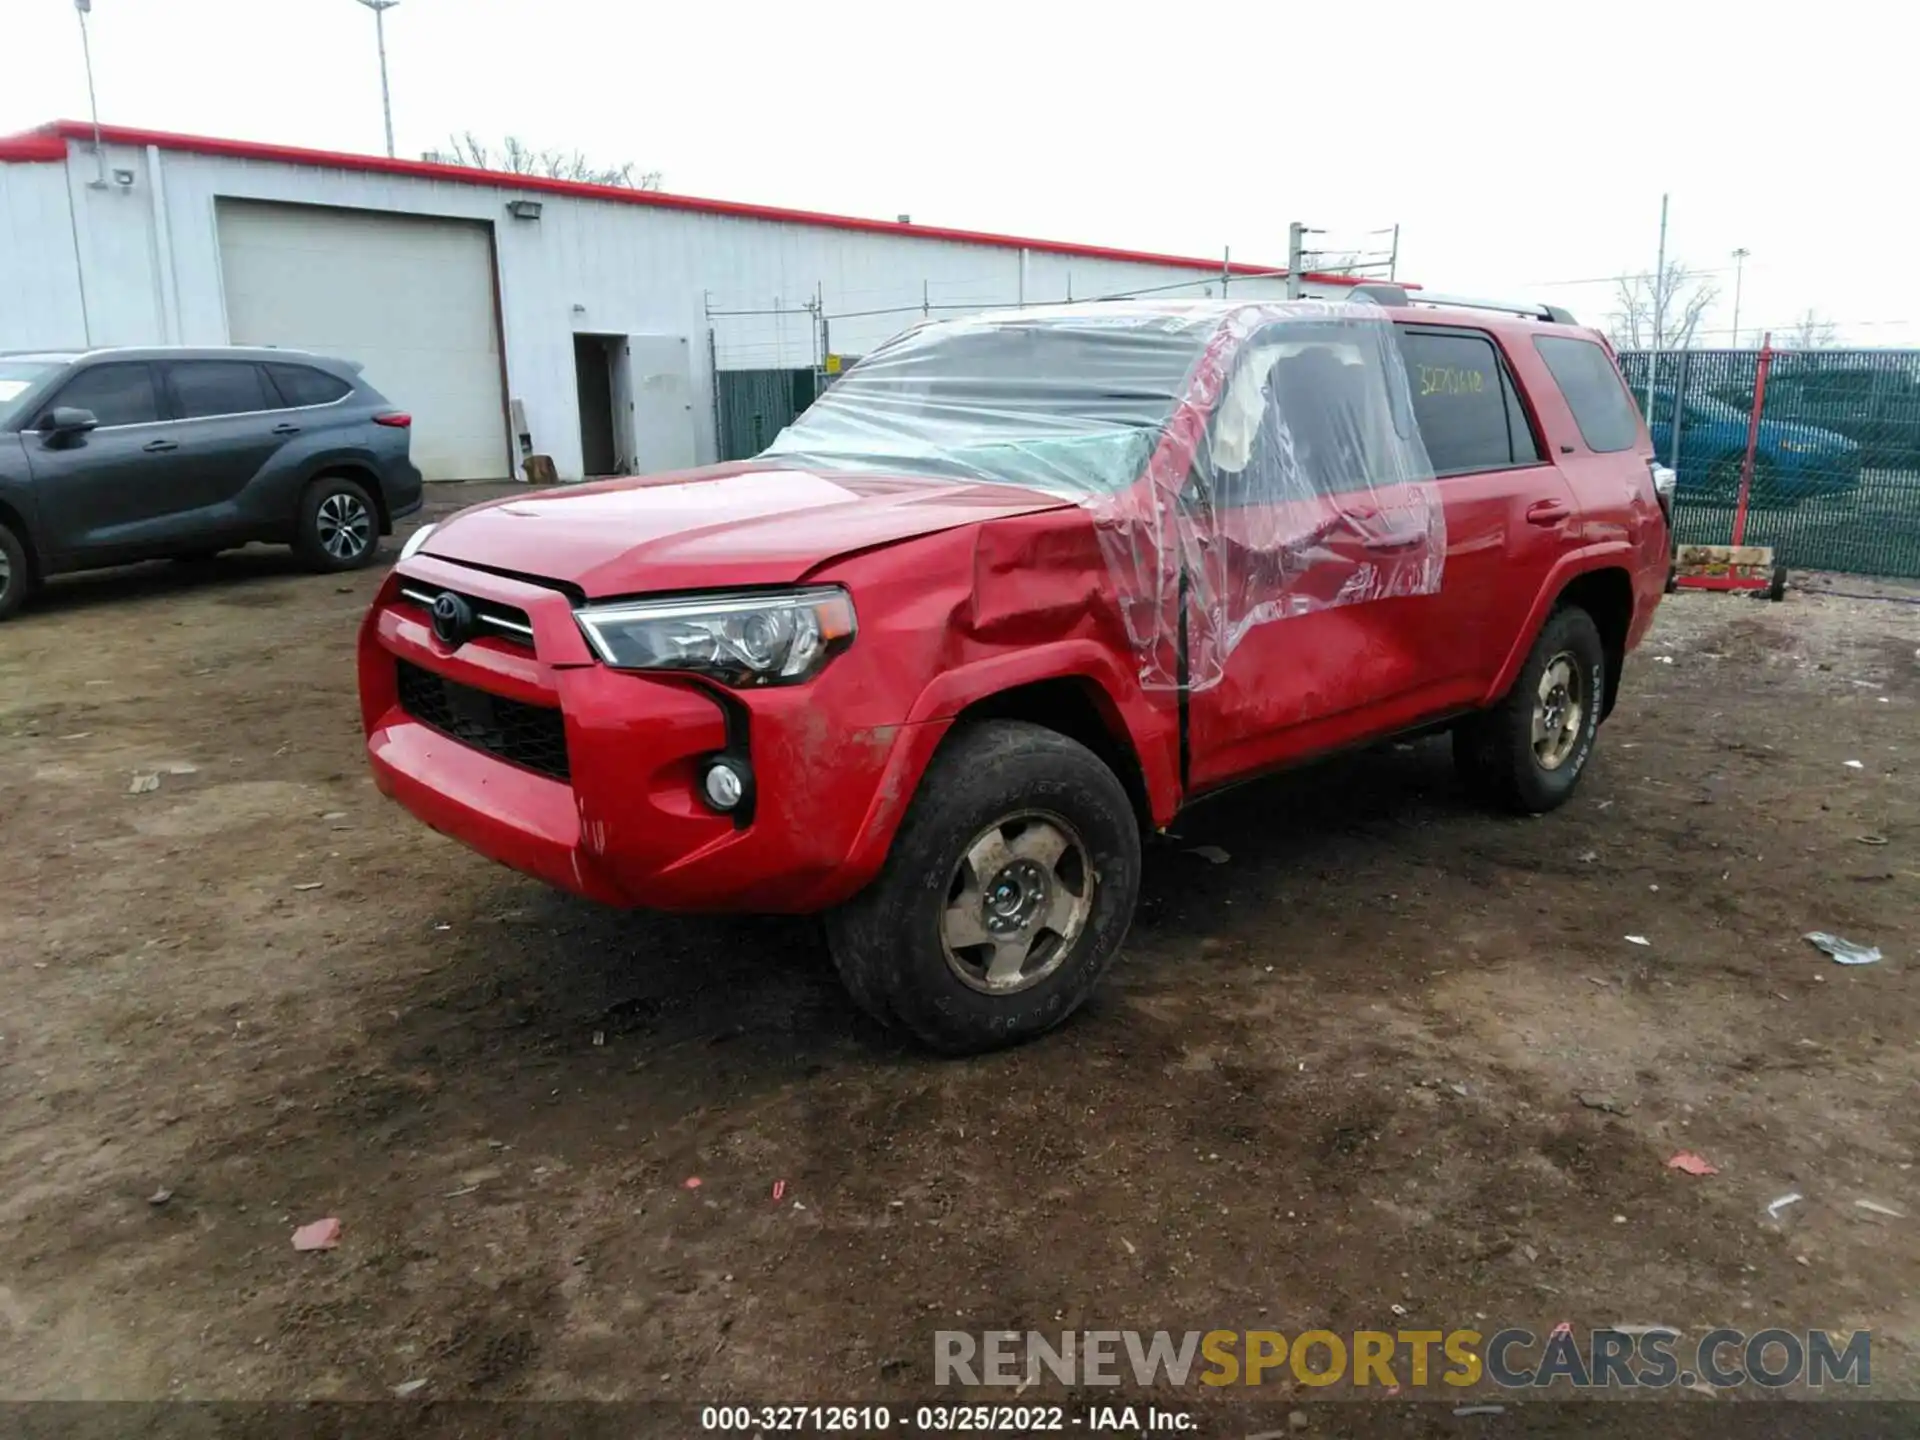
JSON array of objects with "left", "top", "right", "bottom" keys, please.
[{"left": 761, "top": 298, "right": 1443, "bottom": 690}]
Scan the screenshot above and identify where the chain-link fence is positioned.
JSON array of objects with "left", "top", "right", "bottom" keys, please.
[{"left": 1616, "top": 347, "right": 1920, "bottom": 578}]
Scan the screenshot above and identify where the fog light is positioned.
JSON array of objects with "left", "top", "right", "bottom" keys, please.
[{"left": 702, "top": 759, "right": 747, "bottom": 812}]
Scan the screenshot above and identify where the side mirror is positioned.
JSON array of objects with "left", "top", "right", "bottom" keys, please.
[{"left": 39, "top": 407, "right": 99, "bottom": 445}]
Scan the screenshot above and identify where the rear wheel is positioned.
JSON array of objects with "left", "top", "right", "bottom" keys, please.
[
  {"left": 1454, "top": 606, "right": 1606, "bottom": 814},
  {"left": 826, "top": 721, "right": 1141, "bottom": 1054},
  {"left": 294, "top": 475, "right": 381, "bottom": 572},
  {"left": 0, "top": 523, "right": 28, "bottom": 622}
]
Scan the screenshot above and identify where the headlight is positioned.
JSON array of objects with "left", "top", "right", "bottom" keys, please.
[
  {"left": 399, "top": 523, "right": 436, "bottom": 561},
  {"left": 575, "top": 586, "right": 856, "bottom": 686}
]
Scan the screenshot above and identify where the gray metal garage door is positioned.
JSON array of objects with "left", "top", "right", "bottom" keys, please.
[{"left": 217, "top": 200, "right": 509, "bottom": 480}]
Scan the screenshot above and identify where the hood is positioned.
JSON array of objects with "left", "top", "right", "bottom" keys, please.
[{"left": 419, "top": 462, "right": 1075, "bottom": 596}]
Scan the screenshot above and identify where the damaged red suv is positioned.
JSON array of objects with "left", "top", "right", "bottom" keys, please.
[{"left": 360, "top": 293, "right": 1670, "bottom": 1053}]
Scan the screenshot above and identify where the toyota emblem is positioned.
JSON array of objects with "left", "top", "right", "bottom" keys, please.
[{"left": 430, "top": 591, "right": 476, "bottom": 647}]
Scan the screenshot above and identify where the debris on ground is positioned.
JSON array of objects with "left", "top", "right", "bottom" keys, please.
[
  {"left": 682, "top": 1177, "right": 702, "bottom": 1190},
  {"left": 1666, "top": 1152, "right": 1719, "bottom": 1176},
  {"left": 591, "top": 1031, "right": 606, "bottom": 1047},
  {"left": 1625, "top": 935, "right": 1651, "bottom": 947},
  {"left": 128, "top": 774, "right": 161, "bottom": 795},
  {"left": 165, "top": 762, "right": 198, "bottom": 775},
  {"left": 1766, "top": 1192, "right": 1804, "bottom": 1220},
  {"left": 292, "top": 882, "right": 324, "bottom": 892},
  {"left": 1578, "top": 1093, "right": 1630, "bottom": 1116},
  {"left": 1854, "top": 1199, "right": 1904, "bottom": 1218},
  {"left": 1188, "top": 845, "right": 1231, "bottom": 865},
  {"left": 771, "top": 1179, "right": 786, "bottom": 1203},
  {"left": 1453, "top": 1406, "right": 1506, "bottom": 1417},
  {"left": 391, "top": 1379, "right": 427, "bottom": 1398},
  {"left": 1857, "top": 835, "right": 1890, "bottom": 846},
  {"left": 1804, "top": 932, "right": 1883, "bottom": 966},
  {"left": 147, "top": 1188, "right": 172, "bottom": 1206},
  {"left": 291, "top": 1217, "right": 341, "bottom": 1251}
]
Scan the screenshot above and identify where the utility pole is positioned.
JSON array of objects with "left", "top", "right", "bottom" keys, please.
[
  {"left": 1286, "top": 222, "right": 1315, "bottom": 300},
  {"left": 1729, "top": 247, "right": 1751, "bottom": 349},
  {"left": 73, "top": 0, "right": 107, "bottom": 187},
  {"left": 355, "top": 0, "right": 400, "bottom": 158},
  {"left": 1644, "top": 193, "right": 1669, "bottom": 417}
]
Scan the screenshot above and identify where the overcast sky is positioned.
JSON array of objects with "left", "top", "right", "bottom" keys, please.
[{"left": 5, "top": 0, "right": 1914, "bottom": 345}]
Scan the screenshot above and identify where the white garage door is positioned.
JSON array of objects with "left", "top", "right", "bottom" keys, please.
[{"left": 217, "top": 200, "right": 508, "bottom": 480}]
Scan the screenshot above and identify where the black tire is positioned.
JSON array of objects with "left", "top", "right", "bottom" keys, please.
[
  {"left": 825, "top": 720, "right": 1141, "bottom": 1055},
  {"left": 1663, "top": 563, "right": 1678, "bottom": 595},
  {"left": 1769, "top": 564, "right": 1788, "bottom": 603},
  {"left": 1453, "top": 606, "right": 1606, "bottom": 815},
  {"left": 294, "top": 475, "right": 382, "bottom": 572},
  {"left": 0, "top": 523, "right": 28, "bottom": 622}
]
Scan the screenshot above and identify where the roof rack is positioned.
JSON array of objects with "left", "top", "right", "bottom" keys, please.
[{"left": 1347, "top": 283, "right": 1577, "bottom": 326}]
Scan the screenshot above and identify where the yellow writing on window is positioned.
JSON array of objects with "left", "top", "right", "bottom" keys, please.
[{"left": 1417, "top": 365, "right": 1487, "bottom": 398}]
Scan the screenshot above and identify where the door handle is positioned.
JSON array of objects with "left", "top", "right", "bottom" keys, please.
[
  {"left": 271, "top": 423, "right": 301, "bottom": 436},
  {"left": 142, "top": 438, "right": 179, "bottom": 453},
  {"left": 1525, "top": 499, "right": 1572, "bottom": 525}
]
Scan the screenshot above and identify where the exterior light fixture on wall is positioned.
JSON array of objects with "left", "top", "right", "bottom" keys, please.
[{"left": 507, "top": 199, "right": 543, "bottom": 220}]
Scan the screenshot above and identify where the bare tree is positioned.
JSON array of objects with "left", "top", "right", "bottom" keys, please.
[
  {"left": 1779, "top": 309, "right": 1840, "bottom": 349},
  {"left": 435, "top": 132, "right": 661, "bottom": 190},
  {"left": 1608, "top": 261, "right": 1719, "bottom": 350}
]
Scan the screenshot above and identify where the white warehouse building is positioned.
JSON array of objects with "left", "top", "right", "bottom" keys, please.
[{"left": 0, "top": 120, "right": 1355, "bottom": 483}]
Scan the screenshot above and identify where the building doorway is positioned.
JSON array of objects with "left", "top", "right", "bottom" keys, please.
[{"left": 573, "top": 333, "right": 622, "bottom": 477}]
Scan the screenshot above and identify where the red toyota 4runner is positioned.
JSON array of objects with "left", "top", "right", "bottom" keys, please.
[{"left": 360, "top": 294, "right": 1671, "bottom": 1053}]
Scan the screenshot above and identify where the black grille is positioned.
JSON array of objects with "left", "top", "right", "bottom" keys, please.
[{"left": 396, "top": 661, "right": 570, "bottom": 781}]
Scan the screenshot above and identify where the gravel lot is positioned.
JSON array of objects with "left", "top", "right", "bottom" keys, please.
[{"left": 2, "top": 483, "right": 1916, "bottom": 1419}]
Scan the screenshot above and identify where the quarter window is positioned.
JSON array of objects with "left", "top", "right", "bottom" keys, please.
[
  {"left": 1533, "top": 336, "right": 1641, "bottom": 453},
  {"left": 266, "top": 363, "right": 352, "bottom": 408}
]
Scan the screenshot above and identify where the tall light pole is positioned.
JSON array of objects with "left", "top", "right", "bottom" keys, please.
[
  {"left": 355, "top": 0, "right": 399, "bottom": 158},
  {"left": 1729, "top": 247, "right": 1751, "bottom": 349},
  {"left": 73, "top": 0, "right": 107, "bottom": 187}
]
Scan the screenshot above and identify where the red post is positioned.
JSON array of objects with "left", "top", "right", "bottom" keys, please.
[{"left": 1732, "top": 332, "right": 1774, "bottom": 547}]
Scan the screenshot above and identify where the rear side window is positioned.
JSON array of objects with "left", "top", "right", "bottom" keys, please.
[
  {"left": 1396, "top": 328, "right": 1541, "bottom": 474},
  {"left": 266, "top": 363, "right": 352, "bottom": 408},
  {"left": 1533, "top": 336, "right": 1640, "bottom": 453},
  {"left": 47, "top": 363, "right": 161, "bottom": 428},
  {"left": 166, "top": 361, "right": 273, "bottom": 420}
]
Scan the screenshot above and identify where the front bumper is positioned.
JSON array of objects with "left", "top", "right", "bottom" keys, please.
[{"left": 358, "top": 556, "right": 942, "bottom": 912}]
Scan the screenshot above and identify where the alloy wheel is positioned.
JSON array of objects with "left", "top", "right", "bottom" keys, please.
[
  {"left": 940, "top": 811, "right": 1095, "bottom": 995},
  {"left": 1532, "top": 652, "right": 1586, "bottom": 771},
  {"left": 317, "top": 492, "right": 373, "bottom": 561}
]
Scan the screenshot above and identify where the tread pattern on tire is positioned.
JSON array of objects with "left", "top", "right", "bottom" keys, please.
[
  {"left": 826, "top": 719, "right": 1141, "bottom": 1055},
  {"left": 1454, "top": 605, "right": 1605, "bottom": 815}
]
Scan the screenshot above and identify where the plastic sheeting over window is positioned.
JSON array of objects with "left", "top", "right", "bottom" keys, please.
[{"left": 762, "top": 299, "right": 1443, "bottom": 690}]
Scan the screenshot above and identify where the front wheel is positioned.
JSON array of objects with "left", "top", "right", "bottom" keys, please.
[
  {"left": 826, "top": 720, "right": 1141, "bottom": 1054},
  {"left": 1454, "top": 606, "right": 1606, "bottom": 814},
  {"left": 0, "top": 523, "right": 29, "bottom": 622},
  {"left": 294, "top": 476, "right": 381, "bottom": 572}
]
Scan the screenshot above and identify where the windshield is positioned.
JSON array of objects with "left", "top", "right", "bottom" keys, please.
[
  {"left": 0, "top": 360, "right": 61, "bottom": 426},
  {"left": 761, "top": 318, "right": 1208, "bottom": 495}
]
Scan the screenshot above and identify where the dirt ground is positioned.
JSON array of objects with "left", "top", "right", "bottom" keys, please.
[{"left": 2, "top": 483, "right": 1917, "bottom": 1420}]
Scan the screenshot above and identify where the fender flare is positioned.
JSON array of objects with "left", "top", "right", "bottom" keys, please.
[
  {"left": 1487, "top": 543, "right": 1638, "bottom": 703},
  {"left": 832, "top": 642, "right": 1180, "bottom": 893}
]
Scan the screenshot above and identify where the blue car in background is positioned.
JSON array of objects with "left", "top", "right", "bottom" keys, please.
[{"left": 1640, "top": 388, "right": 1862, "bottom": 507}]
